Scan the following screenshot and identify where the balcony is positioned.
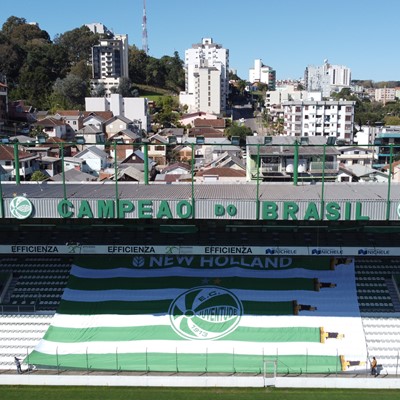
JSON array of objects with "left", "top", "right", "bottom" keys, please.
[
  {"left": 309, "top": 161, "right": 339, "bottom": 174},
  {"left": 261, "top": 162, "right": 282, "bottom": 173}
]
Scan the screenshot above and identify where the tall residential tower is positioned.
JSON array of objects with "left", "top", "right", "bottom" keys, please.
[
  {"left": 180, "top": 38, "right": 229, "bottom": 115},
  {"left": 305, "top": 60, "right": 351, "bottom": 98},
  {"left": 86, "top": 23, "right": 129, "bottom": 96}
]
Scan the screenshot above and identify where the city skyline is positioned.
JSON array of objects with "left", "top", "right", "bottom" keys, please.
[{"left": 1, "top": 0, "right": 399, "bottom": 82}]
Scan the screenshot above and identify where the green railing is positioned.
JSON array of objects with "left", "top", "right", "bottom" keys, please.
[{"left": 0, "top": 140, "right": 396, "bottom": 221}]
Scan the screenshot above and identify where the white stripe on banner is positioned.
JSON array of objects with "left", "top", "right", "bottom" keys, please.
[{"left": 50, "top": 314, "right": 364, "bottom": 331}]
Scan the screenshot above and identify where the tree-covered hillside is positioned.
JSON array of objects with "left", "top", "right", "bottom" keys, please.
[{"left": 0, "top": 16, "right": 185, "bottom": 110}]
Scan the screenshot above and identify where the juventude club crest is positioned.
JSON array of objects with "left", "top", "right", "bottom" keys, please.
[
  {"left": 9, "top": 196, "right": 33, "bottom": 220},
  {"left": 169, "top": 286, "right": 243, "bottom": 340}
]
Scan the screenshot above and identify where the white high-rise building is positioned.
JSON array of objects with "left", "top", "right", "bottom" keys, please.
[
  {"left": 249, "top": 59, "right": 276, "bottom": 90},
  {"left": 87, "top": 23, "right": 129, "bottom": 96},
  {"left": 179, "top": 38, "right": 229, "bottom": 115},
  {"left": 282, "top": 100, "right": 355, "bottom": 142},
  {"left": 305, "top": 60, "right": 351, "bottom": 98}
]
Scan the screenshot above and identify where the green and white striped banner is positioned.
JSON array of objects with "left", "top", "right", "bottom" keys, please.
[{"left": 29, "top": 255, "right": 367, "bottom": 373}]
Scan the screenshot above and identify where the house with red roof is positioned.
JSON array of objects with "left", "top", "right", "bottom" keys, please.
[
  {"left": 34, "top": 117, "right": 68, "bottom": 139},
  {"left": 55, "top": 110, "right": 84, "bottom": 134},
  {"left": 0, "top": 145, "right": 39, "bottom": 181}
]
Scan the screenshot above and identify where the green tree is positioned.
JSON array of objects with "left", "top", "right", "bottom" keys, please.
[
  {"left": 152, "top": 96, "right": 180, "bottom": 128},
  {"left": 54, "top": 26, "right": 98, "bottom": 65},
  {"left": 117, "top": 77, "right": 132, "bottom": 97},
  {"left": 69, "top": 59, "right": 91, "bottom": 81},
  {"left": 384, "top": 116, "right": 400, "bottom": 125},
  {"left": 128, "top": 45, "right": 148, "bottom": 84},
  {"left": 225, "top": 122, "right": 252, "bottom": 142},
  {"left": 30, "top": 170, "right": 48, "bottom": 181},
  {"left": 236, "top": 80, "right": 247, "bottom": 95},
  {"left": 1, "top": 16, "right": 27, "bottom": 37},
  {"left": 29, "top": 125, "right": 45, "bottom": 138},
  {"left": 0, "top": 32, "right": 24, "bottom": 83},
  {"left": 92, "top": 82, "right": 106, "bottom": 97},
  {"left": 7, "top": 23, "right": 50, "bottom": 49},
  {"left": 10, "top": 42, "right": 68, "bottom": 108},
  {"left": 52, "top": 73, "right": 87, "bottom": 109},
  {"left": 145, "top": 57, "right": 165, "bottom": 87},
  {"left": 160, "top": 51, "right": 185, "bottom": 93}
]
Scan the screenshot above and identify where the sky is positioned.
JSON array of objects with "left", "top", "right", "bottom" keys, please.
[{"left": 1, "top": 0, "right": 399, "bottom": 82}]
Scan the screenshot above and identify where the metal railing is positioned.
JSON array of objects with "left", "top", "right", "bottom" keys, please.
[
  {"left": 0, "top": 140, "right": 396, "bottom": 221},
  {"left": 3, "top": 346, "right": 397, "bottom": 377}
]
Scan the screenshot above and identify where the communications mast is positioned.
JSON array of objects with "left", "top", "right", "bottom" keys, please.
[{"left": 142, "top": 0, "right": 149, "bottom": 55}]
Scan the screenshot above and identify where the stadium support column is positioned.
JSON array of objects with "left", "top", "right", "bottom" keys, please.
[
  {"left": 293, "top": 140, "right": 299, "bottom": 186},
  {"left": 143, "top": 139, "right": 149, "bottom": 185},
  {"left": 13, "top": 142, "right": 20, "bottom": 184},
  {"left": 320, "top": 144, "right": 326, "bottom": 221},
  {"left": 61, "top": 142, "right": 66, "bottom": 200},
  {"left": 386, "top": 144, "right": 394, "bottom": 220}
]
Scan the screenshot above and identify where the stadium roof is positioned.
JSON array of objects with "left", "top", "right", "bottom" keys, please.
[{"left": 2, "top": 182, "right": 400, "bottom": 202}]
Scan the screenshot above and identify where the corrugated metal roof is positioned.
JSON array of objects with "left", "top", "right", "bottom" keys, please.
[{"left": 2, "top": 182, "right": 400, "bottom": 202}]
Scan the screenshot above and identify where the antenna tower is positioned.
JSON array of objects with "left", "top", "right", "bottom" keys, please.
[{"left": 142, "top": 0, "right": 149, "bottom": 55}]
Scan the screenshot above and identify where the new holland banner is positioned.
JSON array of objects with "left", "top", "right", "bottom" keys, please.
[{"left": 29, "top": 255, "right": 367, "bottom": 373}]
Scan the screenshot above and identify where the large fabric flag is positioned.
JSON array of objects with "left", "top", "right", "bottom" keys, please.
[{"left": 29, "top": 255, "right": 367, "bottom": 373}]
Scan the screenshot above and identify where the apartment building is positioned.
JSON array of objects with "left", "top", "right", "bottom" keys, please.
[
  {"left": 180, "top": 38, "right": 229, "bottom": 115},
  {"left": 373, "top": 126, "right": 400, "bottom": 168},
  {"left": 248, "top": 59, "right": 276, "bottom": 90},
  {"left": 375, "top": 88, "right": 396, "bottom": 103},
  {"left": 85, "top": 94, "right": 150, "bottom": 133},
  {"left": 282, "top": 100, "right": 355, "bottom": 142},
  {"left": 87, "top": 23, "right": 129, "bottom": 95},
  {"left": 305, "top": 60, "right": 351, "bottom": 98}
]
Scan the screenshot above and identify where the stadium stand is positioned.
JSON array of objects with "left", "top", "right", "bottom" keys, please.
[
  {"left": 1, "top": 252, "right": 400, "bottom": 374},
  {"left": 0, "top": 314, "right": 52, "bottom": 369}
]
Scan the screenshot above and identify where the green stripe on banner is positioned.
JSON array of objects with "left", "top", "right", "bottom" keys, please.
[
  {"left": 43, "top": 325, "right": 320, "bottom": 343},
  {"left": 27, "top": 351, "right": 341, "bottom": 374},
  {"left": 72, "top": 255, "right": 333, "bottom": 271},
  {"left": 57, "top": 300, "right": 296, "bottom": 316},
  {"left": 68, "top": 276, "right": 317, "bottom": 292}
]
